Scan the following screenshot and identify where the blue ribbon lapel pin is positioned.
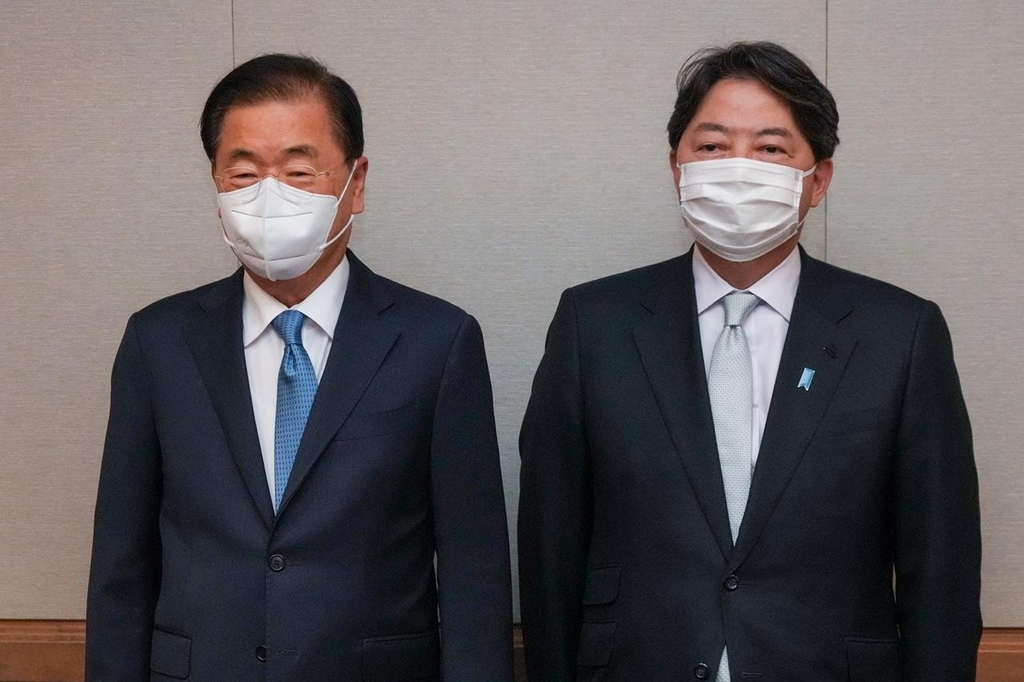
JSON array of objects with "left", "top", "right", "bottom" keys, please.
[{"left": 797, "top": 367, "right": 815, "bottom": 391}]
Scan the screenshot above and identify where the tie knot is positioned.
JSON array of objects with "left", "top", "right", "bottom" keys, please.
[
  {"left": 272, "top": 310, "right": 306, "bottom": 346},
  {"left": 722, "top": 292, "right": 759, "bottom": 327}
]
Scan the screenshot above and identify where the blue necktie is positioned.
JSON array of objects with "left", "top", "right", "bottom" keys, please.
[{"left": 272, "top": 310, "right": 318, "bottom": 512}]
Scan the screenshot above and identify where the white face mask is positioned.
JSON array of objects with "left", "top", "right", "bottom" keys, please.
[
  {"left": 218, "top": 163, "right": 358, "bottom": 281},
  {"left": 677, "top": 157, "right": 816, "bottom": 262}
]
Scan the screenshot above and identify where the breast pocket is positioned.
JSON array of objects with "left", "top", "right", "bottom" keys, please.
[
  {"left": 334, "top": 403, "right": 421, "bottom": 442},
  {"left": 814, "top": 406, "right": 884, "bottom": 441},
  {"left": 360, "top": 629, "right": 439, "bottom": 681}
]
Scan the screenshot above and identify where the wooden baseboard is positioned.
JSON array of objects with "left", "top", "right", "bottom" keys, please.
[
  {"left": 1, "top": 621, "right": 1019, "bottom": 681},
  {"left": 977, "top": 628, "right": 1024, "bottom": 682},
  {"left": 0, "top": 621, "right": 84, "bottom": 682}
]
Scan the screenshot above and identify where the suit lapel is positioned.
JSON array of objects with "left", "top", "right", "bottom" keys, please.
[
  {"left": 731, "top": 251, "right": 857, "bottom": 566},
  {"left": 277, "top": 252, "right": 400, "bottom": 515},
  {"left": 632, "top": 252, "right": 735, "bottom": 561},
  {"left": 184, "top": 271, "right": 276, "bottom": 530}
]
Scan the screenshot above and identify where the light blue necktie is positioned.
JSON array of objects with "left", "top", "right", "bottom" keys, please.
[
  {"left": 708, "top": 292, "right": 760, "bottom": 682},
  {"left": 272, "top": 310, "right": 318, "bottom": 512}
]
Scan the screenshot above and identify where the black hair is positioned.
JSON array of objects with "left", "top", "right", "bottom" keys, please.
[
  {"left": 200, "top": 53, "right": 363, "bottom": 163},
  {"left": 667, "top": 42, "right": 839, "bottom": 161}
]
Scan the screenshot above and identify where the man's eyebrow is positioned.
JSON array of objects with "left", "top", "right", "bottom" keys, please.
[
  {"left": 222, "top": 145, "right": 320, "bottom": 165},
  {"left": 225, "top": 148, "right": 258, "bottom": 163},
  {"left": 756, "top": 127, "right": 792, "bottom": 138},
  {"left": 284, "top": 144, "right": 319, "bottom": 158},
  {"left": 693, "top": 122, "right": 731, "bottom": 134},
  {"left": 690, "top": 123, "right": 793, "bottom": 138}
]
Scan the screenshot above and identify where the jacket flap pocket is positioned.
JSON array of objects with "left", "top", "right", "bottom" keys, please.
[
  {"left": 846, "top": 638, "right": 900, "bottom": 682},
  {"left": 582, "top": 565, "right": 621, "bottom": 605},
  {"left": 150, "top": 628, "right": 191, "bottom": 679},
  {"left": 361, "top": 629, "right": 439, "bottom": 681},
  {"left": 576, "top": 621, "right": 616, "bottom": 667}
]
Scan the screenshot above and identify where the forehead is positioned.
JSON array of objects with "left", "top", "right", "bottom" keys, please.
[
  {"left": 216, "top": 96, "right": 343, "bottom": 162},
  {"left": 684, "top": 78, "right": 805, "bottom": 140}
]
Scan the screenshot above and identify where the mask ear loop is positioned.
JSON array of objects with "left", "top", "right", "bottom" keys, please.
[
  {"left": 793, "top": 164, "right": 818, "bottom": 208},
  {"left": 317, "top": 161, "right": 360, "bottom": 253},
  {"left": 332, "top": 161, "right": 359, "bottom": 208},
  {"left": 317, "top": 215, "right": 354, "bottom": 252}
]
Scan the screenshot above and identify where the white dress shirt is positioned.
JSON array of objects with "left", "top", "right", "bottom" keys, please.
[
  {"left": 693, "top": 246, "right": 801, "bottom": 466},
  {"left": 242, "top": 256, "right": 350, "bottom": 502}
]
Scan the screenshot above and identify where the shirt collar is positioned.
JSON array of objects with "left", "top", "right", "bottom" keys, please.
[
  {"left": 692, "top": 245, "right": 801, "bottom": 322},
  {"left": 242, "top": 254, "right": 351, "bottom": 346}
]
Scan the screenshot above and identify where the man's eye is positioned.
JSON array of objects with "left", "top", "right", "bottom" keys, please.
[
  {"left": 763, "top": 146, "right": 782, "bottom": 154},
  {"left": 699, "top": 144, "right": 719, "bottom": 152}
]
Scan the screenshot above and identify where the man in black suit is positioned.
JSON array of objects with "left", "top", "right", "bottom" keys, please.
[
  {"left": 518, "top": 42, "right": 981, "bottom": 681},
  {"left": 86, "top": 54, "right": 514, "bottom": 681}
]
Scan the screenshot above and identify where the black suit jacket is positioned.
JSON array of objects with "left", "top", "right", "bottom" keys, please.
[
  {"left": 86, "top": 252, "right": 514, "bottom": 681},
  {"left": 518, "top": 248, "right": 981, "bottom": 682}
]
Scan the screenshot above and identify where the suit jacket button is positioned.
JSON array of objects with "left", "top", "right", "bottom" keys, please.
[
  {"left": 724, "top": 574, "right": 740, "bottom": 591},
  {"left": 269, "top": 554, "right": 286, "bottom": 571},
  {"left": 694, "top": 662, "right": 710, "bottom": 679},
  {"left": 256, "top": 645, "right": 268, "bottom": 662}
]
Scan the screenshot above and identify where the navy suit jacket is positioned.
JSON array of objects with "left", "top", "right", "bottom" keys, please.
[
  {"left": 87, "top": 252, "right": 514, "bottom": 681},
  {"left": 518, "top": 247, "right": 981, "bottom": 681}
]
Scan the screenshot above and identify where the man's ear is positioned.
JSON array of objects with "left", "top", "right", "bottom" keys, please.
[
  {"left": 808, "top": 157, "right": 834, "bottom": 208},
  {"left": 669, "top": 149, "right": 682, "bottom": 198},
  {"left": 211, "top": 164, "right": 222, "bottom": 219},
  {"left": 349, "top": 156, "right": 369, "bottom": 215}
]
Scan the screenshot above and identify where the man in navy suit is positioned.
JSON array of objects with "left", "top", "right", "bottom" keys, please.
[
  {"left": 518, "top": 42, "right": 981, "bottom": 681},
  {"left": 87, "top": 54, "right": 514, "bottom": 681}
]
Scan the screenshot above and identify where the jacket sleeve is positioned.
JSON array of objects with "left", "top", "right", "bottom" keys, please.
[
  {"left": 85, "top": 314, "right": 163, "bottom": 681},
  {"left": 893, "top": 300, "right": 982, "bottom": 680},
  {"left": 430, "top": 313, "right": 515, "bottom": 681},
  {"left": 517, "top": 289, "right": 593, "bottom": 681}
]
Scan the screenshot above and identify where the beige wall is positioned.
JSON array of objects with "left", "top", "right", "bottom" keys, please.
[
  {"left": 1, "top": 1, "right": 1020, "bottom": 624},
  {"left": 828, "top": 2, "right": 1024, "bottom": 625}
]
